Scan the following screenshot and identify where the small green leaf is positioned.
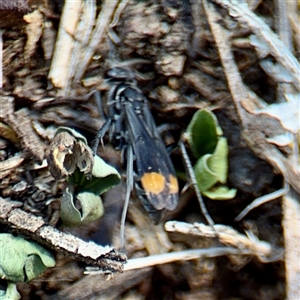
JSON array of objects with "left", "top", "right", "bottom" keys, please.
[
  {"left": 60, "top": 189, "right": 104, "bottom": 226},
  {"left": 89, "top": 155, "right": 121, "bottom": 194},
  {"left": 194, "top": 154, "right": 219, "bottom": 191},
  {"left": 61, "top": 156, "right": 120, "bottom": 226},
  {"left": 207, "top": 137, "right": 229, "bottom": 184},
  {"left": 0, "top": 283, "right": 21, "bottom": 300},
  {"left": 0, "top": 234, "right": 55, "bottom": 283},
  {"left": 24, "top": 255, "right": 51, "bottom": 282},
  {"left": 186, "top": 109, "right": 221, "bottom": 158},
  {"left": 185, "top": 109, "right": 234, "bottom": 201},
  {"left": 92, "top": 155, "right": 119, "bottom": 178},
  {"left": 68, "top": 155, "right": 121, "bottom": 195},
  {"left": 202, "top": 186, "right": 237, "bottom": 200},
  {"left": 194, "top": 138, "right": 232, "bottom": 198}
]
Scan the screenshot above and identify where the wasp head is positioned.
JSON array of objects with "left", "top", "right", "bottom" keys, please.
[{"left": 105, "top": 67, "right": 137, "bottom": 85}]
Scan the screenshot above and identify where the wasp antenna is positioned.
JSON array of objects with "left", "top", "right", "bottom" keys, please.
[
  {"left": 134, "top": 71, "right": 154, "bottom": 82},
  {"left": 107, "top": 58, "right": 152, "bottom": 68},
  {"left": 120, "top": 145, "right": 134, "bottom": 249},
  {"left": 179, "top": 140, "right": 215, "bottom": 228}
]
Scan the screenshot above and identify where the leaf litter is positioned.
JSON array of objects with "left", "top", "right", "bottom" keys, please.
[{"left": 0, "top": 0, "right": 299, "bottom": 299}]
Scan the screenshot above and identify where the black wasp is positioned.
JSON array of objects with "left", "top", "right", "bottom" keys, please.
[{"left": 93, "top": 66, "right": 179, "bottom": 235}]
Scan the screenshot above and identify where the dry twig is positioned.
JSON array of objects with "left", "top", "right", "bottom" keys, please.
[{"left": 0, "top": 197, "right": 126, "bottom": 272}]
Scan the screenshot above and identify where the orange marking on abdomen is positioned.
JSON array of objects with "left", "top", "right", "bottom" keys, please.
[
  {"left": 169, "top": 175, "right": 179, "bottom": 194},
  {"left": 141, "top": 172, "right": 166, "bottom": 194}
]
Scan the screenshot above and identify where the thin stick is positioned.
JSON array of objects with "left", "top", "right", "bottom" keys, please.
[
  {"left": 85, "top": 247, "right": 250, "bottom": 274},
  {"left": 120, "top": 146, "right": 134, "bottom": 248},
  {"left": 282, "top": 191, "right": 300, "bottom": 300},
  {"left": 124, "top": 247, "right": 250, "bottom": 271},
  {"left": 165, "top": 221, "right": 276, "bottom": 259},
  {"left": 0, "top": 197, "right": 126, "bottom": 271},
  {"left": 235, "top": 181, "right": 289, "bottom": 221},
  {"left": 107, "top": 0, "right": 129, "bottom": 44},
  {"left": 64, "top": 0, "right": 96, "bottom": 94},
  {"left": 74, "top": 0, "right": 119, "bottom": 81},
  {"left": 48, "top": 0, "right": 82, "bottom": 88},
  {"left": 179, "top": 141, "right": 214, "bottom": 227}
]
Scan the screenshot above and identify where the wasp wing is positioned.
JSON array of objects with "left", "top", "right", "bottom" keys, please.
[{"left": 124, "top": 100, "right": 178, "bottom": 212}]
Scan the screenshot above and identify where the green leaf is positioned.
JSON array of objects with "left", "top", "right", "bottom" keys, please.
[
  {"left": 60, "top": 189, "right": 104, "bottom": 226},
  {"left": 202, "top": 186, "right": 237, "bottom": 200},
  {"left": 61, "top": 155, "right": 120, "bottom": 226},
  {"left": 207, "top": 137, "right": 229, "bottom": 184},
  {"left": 194, "top": 138, "right": 232, "bottom": 198},
  {"left": 194, "top": 154, "right": 219, "bottom": 191},
  {"left": 185, "top": 109, "right": 234, "bottom": 201},
  {"left": 68, "top": 155, "right": 121, "bottom": 195},
  {"left": 89, "top": 155, "right": 121, "bottom": 194},
  {"left": 186, "top": 109, "right": 222, "bottom": 158},
  {"left": 0, "top": 283, "right": 21, "bottom": 300},
  {"left": 0, "top": 234, "right": 55, "bottom": 283}
]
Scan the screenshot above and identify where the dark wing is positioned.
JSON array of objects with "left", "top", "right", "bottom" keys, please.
[{"left": 124, "top": 100, "right": 178, "bottom": 212}]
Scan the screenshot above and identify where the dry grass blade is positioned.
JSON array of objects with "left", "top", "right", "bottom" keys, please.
[
  {"left": 123, "top": 247, "right": 252, "bottom": 271},
  {"left": 74, "top": 0, "right": 120, "bottom": 81},
  {"left": 64, "top": 0, "right": 97, "bottom": 94},
  {"left": 235, "top": 181, "right": 289, "bottom": 221},
  {"left": 179, "top": 141, "right": 215, "bottom": 227}
]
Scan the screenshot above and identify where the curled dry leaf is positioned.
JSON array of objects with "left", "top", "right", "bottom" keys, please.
[
  {"left": 0, "top": 122, "right": 19, "bottom": 145},
  {"left": 46, "top": 127, "right": 94, "bottom": 180}
]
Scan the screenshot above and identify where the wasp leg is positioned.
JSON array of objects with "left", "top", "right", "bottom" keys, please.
[
  {"left": 120, "top": 144, "right": 134, "bottom": 248},
  {"left": 94, "top": 91, "right": 107, "bottom": 121},
  {"left": 179, "top": 141, "right": 215, "bottom": 228},
  {"left": 92, "top": 118, "right": 112, "bottom": 155}
]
